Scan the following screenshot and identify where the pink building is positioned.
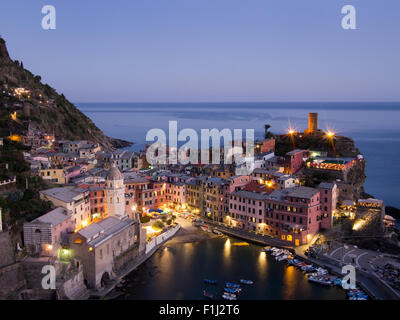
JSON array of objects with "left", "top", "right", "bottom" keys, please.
[
  {"left": 228, "top": 185, "right": 333, "bottom": 246},
  {"left": 266, "top": 187, "right": 321, "bottom": 245},
  {"left": 318, "top": 182, "right": 338, "bottom": 230},
  {"left": 284, "top": 149, "right": 309, "bottom": 174},
  {"left": 229, "top": 190, "right": 269, "bottom": 232},
  {"left": 65, "top": 166, "right": 86, "bottom": 183}
]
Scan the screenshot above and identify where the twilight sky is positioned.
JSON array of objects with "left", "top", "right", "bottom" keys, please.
[{"left": 1, "top": 0, "right": 399, "bottom": 102}]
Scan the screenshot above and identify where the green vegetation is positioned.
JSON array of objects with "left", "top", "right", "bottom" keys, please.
[
  {"left": 264, "top": 124, "right": 274, "bottom": 139},
  {"left": 152, "top": 221, "right": 165, "bottom": 230},
  {"left": 0, "top": 140, "right": 30, "bottom": 180},
  {"left": 275, "top": 134, "right": 334, "bottom": 157},
  {"left": 140, "top": 215, "right": 151, "bottom": 224},
  {"left": 0, "top": 140, "right": 52, "bottom": 225}
]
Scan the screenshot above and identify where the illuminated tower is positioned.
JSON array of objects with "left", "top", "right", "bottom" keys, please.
[
  {"left": 105, "top": 163, "right": 126, "bottom": 217},
  {"left": 305, "top": 112, "right": 318, "bottom": 134}
]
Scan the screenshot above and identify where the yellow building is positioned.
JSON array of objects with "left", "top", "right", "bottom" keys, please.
[{"left": 39, "top": 168, "right": 66, "bottom": 184}]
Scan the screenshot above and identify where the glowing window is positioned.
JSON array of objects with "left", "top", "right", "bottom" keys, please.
[{"left": 287, "top": 235, "right": 293, "bottom": 242}]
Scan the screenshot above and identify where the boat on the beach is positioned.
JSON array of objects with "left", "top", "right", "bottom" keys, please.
[
  {"left": 203, "top": 290, "right": 214, "bottom": 299},
  {"left": 204, "top": 279, "right": 217, "bottom": 285},
  {"left": 240, "top": 279, "right": 254, "bottom": 285},
  {"left": 200, "top": 226, "right": 212, "bottom": 233}
]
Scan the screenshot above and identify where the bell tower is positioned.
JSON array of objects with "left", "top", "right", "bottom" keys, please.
[{"left": 105, "top": 163, "right": 126, "bottom": 217}]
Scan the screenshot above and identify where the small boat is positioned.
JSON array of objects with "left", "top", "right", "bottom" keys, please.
[
  {"left": 240, "top": 279, "right": 254, "bottom": 285},
  {"left": 262, "top": 246, "right": 271, "bottom": 252},
  {"left": 308, "top": 276, "right": 332, "bottom": 286},
  {"left": 271, "top": 249, "right": 283, "bottom": 257},
  {"left": 225, "top": 282, "right": 241, "bottom": 288},
  {"left": 333, "top": 278, "right": 343, "bottom": 287},
  {"left": 212, "top": 229, "right": 222, "bottom": 235},
  {"left": 224, "top": 287, "right": 241, "bottom": 294},
  {"left": 276, "top": 254, "right": 289, "bottom": 261},
  {"left": 313, "top": 267, "right": 328, "bottom": 276},
  {"left": 201, "top": 226, "right": 212, "bottom": 233},
  {"left": 204, "top": 279, "right": 217, "bottom": 285},
  {"left": 222, "top": 292, "right": 237, "bottom": 300},
  {"left": 203, "top": 290, "right": 214, "bottom": 299}
]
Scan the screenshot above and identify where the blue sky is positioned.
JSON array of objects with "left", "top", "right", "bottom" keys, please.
[{"left": 1, "top": 0, "right": 399, "bottom": 102}]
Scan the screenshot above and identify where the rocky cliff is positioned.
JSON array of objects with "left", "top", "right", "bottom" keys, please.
[{"left": 0, "top": 38, "right": 131, "bottom": 151}]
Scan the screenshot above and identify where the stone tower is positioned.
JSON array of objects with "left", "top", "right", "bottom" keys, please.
[
  {"left": 305, "top": 112, "right": 318, "bottom": 134},
  {"left": 105, "top": 163, "right": 126, "bottom": 217}
]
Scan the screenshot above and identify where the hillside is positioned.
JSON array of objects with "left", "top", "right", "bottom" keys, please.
[{"left": 0, "top": 38, "right": 131, "bottom": 151}]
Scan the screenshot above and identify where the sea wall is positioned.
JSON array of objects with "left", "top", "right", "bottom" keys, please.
[{"left": 145, "top": 225, "right": 180, "bottom": 254}]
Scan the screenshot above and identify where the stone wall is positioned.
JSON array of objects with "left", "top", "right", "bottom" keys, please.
[
  {"left": 0, "top": 262, "right": 25, "bottom": 299},
  {"left": 0, "top": 232, "right": 15, "bottom": 268},
  {"left": 113, "top": 245, "right": 140, "bottom": 273}
]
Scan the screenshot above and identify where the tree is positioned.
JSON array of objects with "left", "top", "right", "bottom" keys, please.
[
  {"left": 264, "top": 124, "right": 274, "bottom": 139},
  {"left": 152, "top": 221, "right": 165, "bottom": 230}
]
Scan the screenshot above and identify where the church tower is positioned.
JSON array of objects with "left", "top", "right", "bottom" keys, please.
[{"left": 105, "top": 163, "right": 126, "bottom": 217}]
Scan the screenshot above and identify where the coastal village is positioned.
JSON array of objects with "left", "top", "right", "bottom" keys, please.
[
  {"left": 1, "top": 37, "right": 400, "bottom": 301},
  {"left": 1, "top": 104, "right": 400, "bottom": 299}
]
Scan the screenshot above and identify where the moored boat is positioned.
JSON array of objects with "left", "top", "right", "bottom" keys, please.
[
  {"left": 308, "top": 276, "right": 332, "bottom": 286},
  {"left": 204, "top": 279, "right": 217, "bottom": 285},
  {"left": 240, "top": 279, "right": 254, "bottom": 285},
  {"left": 224, "top": 287, "right": 241, "bottom": 294},
  {"left": 225, "top": 282, "right": 241, "bottom": 288}
]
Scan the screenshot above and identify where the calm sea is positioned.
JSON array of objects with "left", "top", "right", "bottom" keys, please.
[
  {"left": 116, "top": 237, "right": 346, "bottom": 300},
  {"left": 77, "top": 102, "right": 400, "bottom": 208}
]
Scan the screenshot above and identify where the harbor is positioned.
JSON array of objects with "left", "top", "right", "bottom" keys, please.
[{"left": 113, "top": 234, "right": 346, "bottom": 300}]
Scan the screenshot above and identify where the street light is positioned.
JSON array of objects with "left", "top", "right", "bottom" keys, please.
[{"left": 326, "top": 131, "right": 335, "bottom": 138}]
